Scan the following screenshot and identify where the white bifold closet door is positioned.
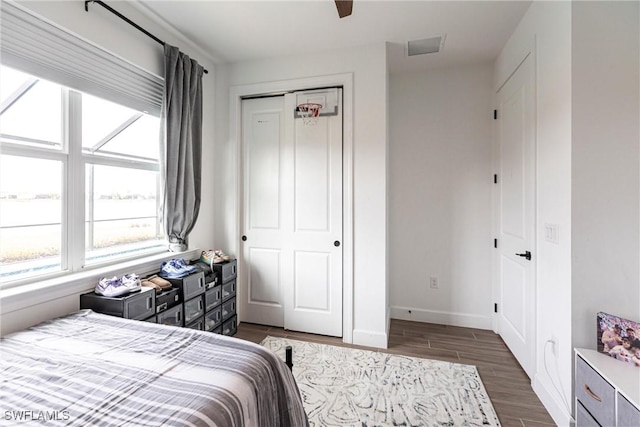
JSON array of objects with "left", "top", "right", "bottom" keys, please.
[{"left": 239, "top": 89, "right": 343, "bottom": 337}]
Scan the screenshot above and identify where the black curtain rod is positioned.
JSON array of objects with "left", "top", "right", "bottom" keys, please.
[{"left": 84, "top": 0, "right": 209, "bottom": 74}]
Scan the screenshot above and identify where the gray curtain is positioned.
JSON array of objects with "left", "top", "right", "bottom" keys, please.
[{"left": 160, "top": 44, "right": 204, "bottom": 252}]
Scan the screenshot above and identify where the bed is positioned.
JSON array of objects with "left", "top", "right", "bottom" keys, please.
[{"left": 0, "top": 310, "right": 308, "bottom": 426}]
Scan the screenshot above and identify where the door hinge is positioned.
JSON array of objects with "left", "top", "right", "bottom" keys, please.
[
  {"left": 493, "top": 174, "right": 498, "bottom": 184},
  {"left": 494, "top": 303, "right": 498, "bottom": 313},
  {"left": 494, "top": 109, "right": 498, "bottom": 120},
  {"left": 494, "top": 238, "right": 498, "bottom": 248}
]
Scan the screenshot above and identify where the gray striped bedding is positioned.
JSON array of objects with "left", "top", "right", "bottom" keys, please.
[{"left": 0, "top": 310, "right": 308, "bottom": 426}]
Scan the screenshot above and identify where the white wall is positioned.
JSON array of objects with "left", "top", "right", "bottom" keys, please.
[
  {"left": 494, "top": 2, "right": 572, "bottom": 425},
  {"left": 216, "top": 43, "right": 390, "bottom": 347},
  {"left": 572, "top": 0, "right": 640, "bottom": 350},
  {"left": 388, "top": 64, "right": 494, "bottom": 329},
  {"left": 1, "top": 1, "right": 216, "bottom": 334}
]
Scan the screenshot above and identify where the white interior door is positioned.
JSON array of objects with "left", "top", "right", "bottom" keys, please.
[
  {"left": 240, "top": 89, "right": 343, "bottom": 337},
  {"left": 496, "top": 54, "right": 536, "bottom": 378},
  {"left": 240, "top": 96, "right": 286, "bottom": 327}
]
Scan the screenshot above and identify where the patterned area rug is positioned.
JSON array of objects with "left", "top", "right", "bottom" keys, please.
[{"left": 262, "top": 336, "right": 501, "bottom": 427}]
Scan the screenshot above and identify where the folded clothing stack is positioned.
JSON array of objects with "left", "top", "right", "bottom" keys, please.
[
  {"left": 95, "top": 273, "right": 141, "bottom": 297},
  {"left": 160, "top": 258, "right": 197, "bottom": 279}
]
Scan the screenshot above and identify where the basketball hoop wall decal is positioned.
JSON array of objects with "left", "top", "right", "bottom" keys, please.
[{"left": 297, "top": 102, "right": 323, "bottom": 125}]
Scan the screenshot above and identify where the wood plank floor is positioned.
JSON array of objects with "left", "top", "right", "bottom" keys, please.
[{"left": 235, "top": 319, "right": 556, "bottom": 427}]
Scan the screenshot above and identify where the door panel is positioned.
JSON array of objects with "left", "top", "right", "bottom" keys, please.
[
  {"left": 501, "top": 86, "right": 526, "bottom": 238},
  {"left": 240, "top": 89, "right": 343, "bottom": 337},
  {"left": 248, "top": 247, "right": 281, "bottom": 305},
  {"left": 241, "top": 97, "right": 285, "bottom": 327},
  {"left": 295, "top": 121, "right": 330, "bottom": 232},
  {"left": 293, "top": 251, "right": 330, "bottom": 311},
  {"left": 283, "top": 90, "right": 343, "bottom": 337},
  {"left": 496, "top": 53, "right": 535, "bottom": 378},
  {"left": 247, "top": 111, "right": 281, "bottom": 230}
]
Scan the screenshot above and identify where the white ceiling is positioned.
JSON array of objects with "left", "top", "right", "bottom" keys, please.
[{"left": 137, "top": 0, "right": 531, "bottom": 73}]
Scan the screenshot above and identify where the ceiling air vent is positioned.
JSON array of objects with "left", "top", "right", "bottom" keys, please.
[{"left": 407, "top": 35, "right": 446, "bottom": 56}]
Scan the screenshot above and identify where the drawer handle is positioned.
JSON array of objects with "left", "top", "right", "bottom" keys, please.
[{"left": 584, "top": 384, "right": 602, "bottom": 402}]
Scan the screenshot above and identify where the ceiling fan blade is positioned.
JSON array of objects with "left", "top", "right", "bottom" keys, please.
[{"left": 334, "top": 0, "right": 353, "bottom": 18}]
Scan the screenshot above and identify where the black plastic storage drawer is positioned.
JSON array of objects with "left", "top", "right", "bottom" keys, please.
[
  {"left": 190, "top": 263, "right": 218, "bottom": 289},
  {"left": 186, "top": 316, "right": 205, "bottom": 331},
  {"left": 212, "top": 260, "right": 237, "bottom": 284},
  {"left": 205, "top": 306, "right": 222, "bottom": 331},
  {"left": 184, "top": 295, "right": 204, "bottom": 325},
  {"left": 205, "top": 285, "right": 222, "bottom": 312},
  {"left": 80, "top": 286, "right": 155, "bottom": 320},
  {"left": 222, "top": 279, "right": 236, "bottom": 302},
  {"left": 222, "top": 297, "right": 236, "bottom": 321},
  {"left": 156, "top": 304, "right": 183, "bottom": 327},
  {"left": 156, "top": 288, "right": 180, "bottom": 314},
  {"left": 222, "top": 315, "right": 237, "bottom": 336},
  {"left": 166, "top": 271, "right": 205, "bottom": 301},
  {"left": 212, "top": 325, "right": 222, "bottom": 335}
]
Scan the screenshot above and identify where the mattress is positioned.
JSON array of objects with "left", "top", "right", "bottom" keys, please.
[{"left": 0, "top": 310, "right": 308, "bottom": 426}]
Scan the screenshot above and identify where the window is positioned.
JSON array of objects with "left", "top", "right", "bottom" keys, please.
[{"left": 0, "top": 65, "right": 164, "bottom": 285}]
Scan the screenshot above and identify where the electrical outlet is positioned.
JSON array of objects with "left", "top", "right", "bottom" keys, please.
[{"left": 430, "top": 276, "right": 438, "bottom": 289}]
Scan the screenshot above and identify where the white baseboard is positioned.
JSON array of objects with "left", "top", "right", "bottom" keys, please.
[
  {"left": 352, "top": 328, "right": 388, "bottom": 349},
  {"left": 390, "top": 306, "right": 493, "bottom": 330},
  {"left": 533, "top": 373, "right": 574, "bottom": 426}
]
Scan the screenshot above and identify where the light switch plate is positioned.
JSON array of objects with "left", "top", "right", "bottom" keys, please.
[{"left": 544, "top": 223, "right": 559, "bottom": 244}]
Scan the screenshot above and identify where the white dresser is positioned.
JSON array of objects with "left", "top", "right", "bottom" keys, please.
[{"left": 575, "top": 348, "right": 640, "bottom": 426}]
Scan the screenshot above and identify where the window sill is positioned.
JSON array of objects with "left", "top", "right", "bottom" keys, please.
[{"left": 0, "top": 248, "right": 200, "bottom": 315}]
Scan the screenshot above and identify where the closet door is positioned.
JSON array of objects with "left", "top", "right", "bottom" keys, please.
[{"left": 240, "top": 89, "right": 343, "bottom": 337}]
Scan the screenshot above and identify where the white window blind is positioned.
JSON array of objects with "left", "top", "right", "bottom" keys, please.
[{"left": 0, "top": 1, "right": 163, "bottom": 115}]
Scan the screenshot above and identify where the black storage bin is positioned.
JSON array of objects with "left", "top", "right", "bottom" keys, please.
[
  {"left": 222, "top": 279, "right": 236, "bottom": 302},
  {"left": 156, "top": 288, "right": 180, "bottom": 314},
  {"left": 80, "top": 286, "right": 155, "bottom": 320},
  {"left": 186, "top": 316, "right": 205, "bottom": 331},
  {"left": 166, "top": 271, "right": 205, "bottom": 301},
  {"left": 222, "top": 315, "right": 237, "bottom": 336},
  {"left": 205, "top": 307, "right": 222, "bottom": 331},
  {"left": 222, "top": 297, "right": 236, "bottom": 321},
  {"left": 157, "top": 304, "right": 183, "bottom": 327},
  {"left": 184, "top": 295, "right": 204, "bottom": 325},
  {"left": 212, "top": 260, "right": 237, "bottom": 284},
  {"left": 205, "top": 285, "right": 222, "bottom": 312},
  {"left": 190, "top": 262, "right": 218, "bottom": 289}
]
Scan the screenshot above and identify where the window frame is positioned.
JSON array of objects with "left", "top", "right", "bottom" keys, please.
[
  {"left": 0, "top": 2, "right": 166, "bottom": 290},
  {"left": 0, "top": 73, "right": 165, "bottom": 290}
]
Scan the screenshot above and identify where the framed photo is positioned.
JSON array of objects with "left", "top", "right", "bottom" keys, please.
[{"left": 597, "top": 312, "right": 640, "bottom": 367}]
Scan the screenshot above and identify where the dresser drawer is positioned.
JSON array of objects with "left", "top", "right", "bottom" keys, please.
[
  {"left": 576, "top": 401, "right": 599, "bottom": 427},
  {"left": 205, "top": 285, "right": 222, "bottom": 311},
  {"left": 184, "top": 295, "right": 204, "bottom": 325},
  {"left": 222, "top": 297, "right": 236, "bottom": 321},
  {"left": 618, "top": 393, "right": 640, "bottom": 427},
  {"left": 222, "top": 279, "right": 236, "bottom": 302},
  {"left": 576, "top": 356, "right": 615, "bottom": 427},
  {"left": 157, "top": 304, "right": 183, "bottom": 327}
]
